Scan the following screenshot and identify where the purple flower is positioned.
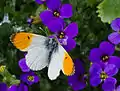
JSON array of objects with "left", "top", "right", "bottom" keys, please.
[
  {"left": 40, "top": 0, "right": 72, "bottom": 25},
  {"left": 89, "top": 41, "right": 120, "bottom": 68},
  {"left": 20, "top": 72, "right": 39, "bottom": 85},
  {"left": 19, "top": 58, "right": 30, "bottom": 72},
  {"left": 90, "top": 63, "right": 118, "bottom": 91},
  {"left": 68, "top": 59, "right": 86, "bottom": 91},
  {"left": 8, "top": 82, "right": 28, "bottom": 91},
  {"left": 108, "top": 18, "right": 120, "bottom": 45},
  {"left": 48, "top": 19, "right": 78, "bottom": 51},
  {"left": 35, "top": 0, "right": 46, "bottom": 4},
  {"left": 0, "top": 83, "right": 7, "bottom": 91},
  {"left": 27, "top": 18, "right": 33, "bottom": 26},
  {"left": 116, "top": 85, "right": 120, "bottom": 91}
]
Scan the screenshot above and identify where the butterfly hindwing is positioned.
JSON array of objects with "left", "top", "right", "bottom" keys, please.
[
  {"left": 48, "top": 44, "right": 75, "bottom": 80},
  {"left": 48, "top": 45, "right": 64, "bottom": 80}
]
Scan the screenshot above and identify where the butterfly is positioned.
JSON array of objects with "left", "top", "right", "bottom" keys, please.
[{"left": 10, "top": 32, "right": 75, "bottom": 80}]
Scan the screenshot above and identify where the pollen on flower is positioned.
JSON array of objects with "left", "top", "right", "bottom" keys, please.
[
  {"left": 59, "top": 32, "right": 65, "bottom": 39},
  {"left": 100, "top": 71, "right": 108, "bottom": 80},
  {"left": 102, "top": 55, "right": 109, "bottom": 62},
  {"left": 0, "top": 65, "right": 6, "bottom": 72},
  {"left": 27, "top": 76, "right": 34, "bottom": 81},
  {"left": 53, "top": 11, "right": 60, "bottom": 17}
]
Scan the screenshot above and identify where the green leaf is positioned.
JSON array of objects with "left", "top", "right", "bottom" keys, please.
[
  {"left": 87, "top": 0, "right": 97, "bottom": 6},
  {"left": 35, "top": 5, "right": 46, "bottom": 16},
  {"left": 97, "top": 0, "right": 120, "bottom": 23},
  {"left": 4, "top": 6, "right": 14, "bottom": 13}
]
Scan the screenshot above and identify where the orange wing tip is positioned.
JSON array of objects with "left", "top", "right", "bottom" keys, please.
[
  {"left": 63, "top": 52, "right": 75, "bottom": 76},
  {"left": 70, "top": 65, "right": 75, "bottom": 76},
  {"left": 10, "top": 33, "right": 17, "bottom": 42},
  {"left": 10, "top": 32, "right": 34, "bottom": 51},
  {"left": 65, "top": 65, "right": 75, "bottom": 76}
]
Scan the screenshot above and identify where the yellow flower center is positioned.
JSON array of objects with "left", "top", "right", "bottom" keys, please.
[
  {"left": 27, "top": 76, "right": 34, "bottom": 81},
  {"left": 102, "top": 55, "right": 109, "bottom": 62},
  {"left": 59, "top": 32, "right": 65, "bottom": 39},
  {"left": 53, "top": 11, "right": 60, "bottom": 17},
  {"left": 0, "top": 65, "right": 6, "bottom": 72},
  {"left": 100, "top": 71, "right": 108, "bottom": 80}
]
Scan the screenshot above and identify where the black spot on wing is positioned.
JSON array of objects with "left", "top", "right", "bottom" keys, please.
[{"left": 27, "top": 36, "right": 30, "bottom": 39}]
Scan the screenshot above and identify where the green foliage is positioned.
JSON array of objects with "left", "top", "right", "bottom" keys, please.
[{"left": 97, "top": 0, "right": 120, "bottom": 23}]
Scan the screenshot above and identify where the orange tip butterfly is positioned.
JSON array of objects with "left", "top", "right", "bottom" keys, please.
[{"left": 10, "top": 32, "right": 75, "bottom": 80}]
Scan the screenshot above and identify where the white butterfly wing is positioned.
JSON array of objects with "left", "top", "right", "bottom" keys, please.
[
  {"left": 48, "top": 45, "right": 65, "bottom": 80},
  {"left": 26, "top": 47, "right": 49, "bottom": 71},
  {"left": 25, "top": 35, "right": 50, "bottom": 71}
]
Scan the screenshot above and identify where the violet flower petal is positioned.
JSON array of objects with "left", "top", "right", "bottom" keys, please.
[
  {"left": 46, "top": 0, "right": 61, "bottom": 10},
  {"left": 116, "top": 85, "right": 120, "bottom": 91},
  {"left": 74, "top": 59, "right": 85, "bottom": 75},
  {"left": 90, "top": 75, "right": 101, "bottom": 87},
  {"left": 34, "top": 75, "right": 40, "bottom": 83},
  {"left": 20, "top": 73, "right": 33, "bottom": 86},
  {"left": 108, "top": 32, "right": 120, "bottom": 45},
  {"left": 63, "top": 38, "right": 76, "bottom": 52},
  {"left": 102, "top": 77, "right": 116, "bottom": 91},
  {"left": 72, "top": 81, "right": 86, "bottom": 91},
  {"left": 68, "top": 75, "right": 78, "bottom": 86},
  {"left": 0, "top": 83, "right": 7, "bottom": 91},
  {"left": 60, "top": 4, "right": 72, "bottom": 18},
  {"left": 111, "top": 18, "right": 120, "bottom": 31},
  {"left": 89, "top": 48, "right": 102, "bottom": 63},
  {"left": 108, "top": 56, "right": 120, "bottom": 68},
  {"left": 104, "top": 64, "right": 118, "bottom": 77},
  {"left": 99, "top": 41, "right": 115, "bottom": 56},
  {"left": 35, "top": 0, "right": 44, "bottom": 4},
  {"left": 18, "top": 82, "right": 28, "bottom": 91},
  {"left": 40, "top": 10, "right": 53, "bottom": 25},
  {"left": 47, "top": 18, "right": 64, "bottom": 33},
  {"left": 20, "top": 72, "right": 39, "bottom": 86},
  {"left": 8, "top": 85, "right": 17, "bottom": 91},
  {"left": 19, "top": 58, "right": 30, "bottom": 72},
  {"left": 64, "top": 22, "right": 78, "bottom": 38},
  {"left": 89, "top": 63, "right": 102, "bottom": 77},
  {"left": 68, "top": 74, "right": 86, "bottom": 91}
]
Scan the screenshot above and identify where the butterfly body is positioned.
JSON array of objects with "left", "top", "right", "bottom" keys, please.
[{"left": 10, "top": 32, "right": 75, "bottom": 80}]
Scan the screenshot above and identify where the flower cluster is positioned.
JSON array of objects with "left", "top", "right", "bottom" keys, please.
[
  {"left": 0, "top": 54, "right": 40, "bottom": 91},
  {"left": 88, "top": 18, "right": 120, "bottom": 91},
  {"left": 108, "top": 18, "right": 120, "bottom": 45},
  {"left": 0, "top": 82, "right": 28, "bottom": 91},
  {"left": 33, "top": 0, "right": 78, "bottom": 51}
]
